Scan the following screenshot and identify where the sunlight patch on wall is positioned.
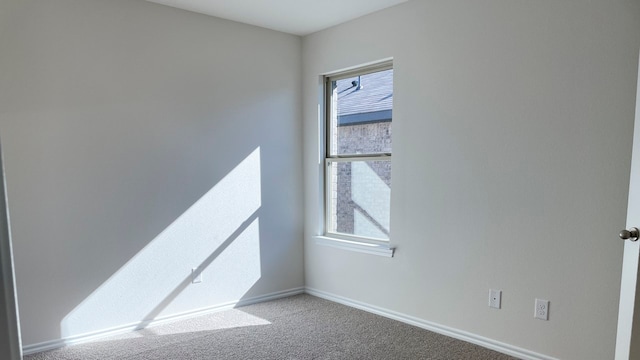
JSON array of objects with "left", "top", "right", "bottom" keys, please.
[{"left": 61, "top": 148, "right": 263, "bottom": 338}]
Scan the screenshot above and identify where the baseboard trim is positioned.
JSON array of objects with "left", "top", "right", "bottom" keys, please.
[
  {"left": 305, "top": 287, "right": 558, "bottom": 360},
  {"left": 23, "top": 287, "right": 305, "bottom": 355}
]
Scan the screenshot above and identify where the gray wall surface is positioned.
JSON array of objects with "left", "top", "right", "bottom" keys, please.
[
  {"left": 303, "top": 1, "right": 640, "bottom": 359},
  {"left": 0, "top": 0, "right": 303, "bottom": 347},
  {"left": 3, "top": 0, "right": 640, "bottom": 358}
]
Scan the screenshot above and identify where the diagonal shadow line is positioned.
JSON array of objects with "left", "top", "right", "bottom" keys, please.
[
  {"left": 338, "top": 86, "right": 358, "bottom": 95},
  {"left": 133, "top": 208, "right": 261, "bottom": 331},
  {"left": 350, "top": 201, "right": 389, "bottom": 236},
  {"left": 365, "top": 160, "right": 391, "bottom": 187}
]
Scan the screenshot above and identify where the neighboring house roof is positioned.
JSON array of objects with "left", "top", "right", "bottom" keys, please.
[{"left": 336, "top": 69, "right": 393, "bottom": 126}]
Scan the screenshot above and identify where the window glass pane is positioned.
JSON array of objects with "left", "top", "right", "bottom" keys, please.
[
  {"left": 328, "top": 159, "right": 391, "bottom": 240},
  {"left": 329, "top": 69, "right": 393, "bottom": 156}
]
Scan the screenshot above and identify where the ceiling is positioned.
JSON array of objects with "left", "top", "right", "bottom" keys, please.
[{"left": 146, "top": 0, "right": 409, "bottom": 36}]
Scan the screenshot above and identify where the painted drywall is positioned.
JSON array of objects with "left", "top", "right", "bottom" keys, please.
[
  {"left": 302, "top": 1, "right": 640, "bottom": 359},
  {"left": 0, "top": 0, "right": 303, "bottom": 347}
]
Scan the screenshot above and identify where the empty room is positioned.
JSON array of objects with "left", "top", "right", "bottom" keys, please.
[{"left": 1, "top": 0, "right": 640, "bottom": 359}]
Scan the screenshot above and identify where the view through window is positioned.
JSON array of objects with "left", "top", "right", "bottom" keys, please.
[{"left": 325, "top": 64, "right": 393, "bottom": 242}]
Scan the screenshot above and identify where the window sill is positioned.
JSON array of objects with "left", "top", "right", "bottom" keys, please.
[{"left": 313, "top": 236, "right": 395, "bottom": 257}]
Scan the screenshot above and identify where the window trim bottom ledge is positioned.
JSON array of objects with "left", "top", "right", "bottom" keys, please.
[{"left": 313, "top": 236, "right": 395, "bottom": 257}]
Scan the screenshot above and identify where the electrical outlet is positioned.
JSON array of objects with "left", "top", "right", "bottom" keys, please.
[
  {"left": 488, "top": 289, "right": 501, "bottom": 309},
  {"left": 192, "top": 268, "right": 202, "bottom": 284},
  {"left": 535, "top": 299, "right": 549, "bottom": 320}
]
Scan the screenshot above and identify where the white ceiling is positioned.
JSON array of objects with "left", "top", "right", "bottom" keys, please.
[{"left": 146, "top": 0, "right": 409, "bottom": 36}]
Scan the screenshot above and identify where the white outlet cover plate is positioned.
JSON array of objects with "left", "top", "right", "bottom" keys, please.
[
  {"left": 535, "top": 298, "right": 549, "bottom": 320},
  {"left": 489, "top": 289, "right": 501, "bottom": 309}
]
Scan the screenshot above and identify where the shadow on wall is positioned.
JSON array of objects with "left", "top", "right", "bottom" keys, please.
[{"left": 61, "top": 147, "right": 263, "bottom": 338}]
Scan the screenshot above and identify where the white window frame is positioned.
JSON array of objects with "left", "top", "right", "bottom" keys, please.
[{"left": 318, "top": 61, "right": 395, "bottom": 257}]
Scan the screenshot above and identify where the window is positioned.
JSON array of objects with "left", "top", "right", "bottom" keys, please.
[{"left": 324, "top": 63, "right": 393, "bottom": 245}]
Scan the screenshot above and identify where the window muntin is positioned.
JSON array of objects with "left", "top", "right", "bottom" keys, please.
[{"left": 325, "top": 65, "right": 393, "bottom": 242}]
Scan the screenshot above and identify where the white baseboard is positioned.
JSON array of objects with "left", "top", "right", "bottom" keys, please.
[
  {"left": 305, "top": 287, "right": 558, "bottom": 360},
  {"left": 24, "top": 286, "right": 556, "bottom": 359},
  {"left": 23, "top": 287, "right": 305, "bottom": 355}
]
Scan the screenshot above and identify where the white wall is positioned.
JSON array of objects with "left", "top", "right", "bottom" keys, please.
[
  {"left": 0, "top": 0, "right": 303, "bottom": 347},
  {"left": 303, "top": 1, "right": 640, "bottom": 359}
]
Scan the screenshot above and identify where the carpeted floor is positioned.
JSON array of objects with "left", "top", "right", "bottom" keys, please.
[{"left": 25, "top": 294, "right": 517, "bottom": 359}]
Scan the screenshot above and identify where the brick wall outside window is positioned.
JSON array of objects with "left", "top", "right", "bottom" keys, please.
[{"left": 334, "top": 122, "right": 391, "bottom": 238}]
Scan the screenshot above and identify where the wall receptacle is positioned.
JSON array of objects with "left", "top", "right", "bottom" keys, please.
[
  {"left": 535, "top": 299, "right": 549, "bottom": 320},
  {"left": 489, "top": 289, "right": 501, "bottom": 309}
]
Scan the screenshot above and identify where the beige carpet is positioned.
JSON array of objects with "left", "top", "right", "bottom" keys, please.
[{"left": 25, "top": 294, "right": 518, "bottom": 359}]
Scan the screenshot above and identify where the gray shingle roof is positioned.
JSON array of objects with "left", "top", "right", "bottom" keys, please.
[{"left": 336, "top": 69, "right": 393, "bottom": 125}]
